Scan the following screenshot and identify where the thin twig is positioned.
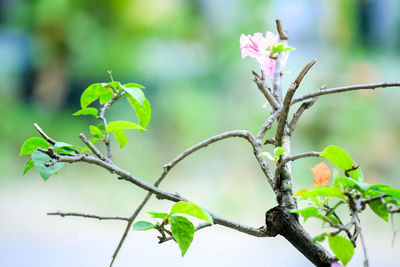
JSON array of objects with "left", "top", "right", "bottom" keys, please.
[
  {"left": 288, "top": 85, "right": 325, "bottom": 134},
  {"left": 291, "top": 82, "right": 400, "bottom": 105},
  {"left": 281, "top": 151, "right": 320, "bottom": 165},
  {"left": 99, "top": 94, "right": 119, "bottom": 161},
  {"left": 34, "top": 123, "right": 56, "bottom": 145},
  {"left": 47, "top": 212, "right": 129, "bottom": 221},
  {"left": 107, "top": 70, "right": 114, "bottom": 82},
  {"left": 253, "top": 71, "right": 281, "bottom": 110},
  {"left": 272, "top": 19, "right": 289, "bottom": 102},
  {"left": 276, "top": 19, "right": 288, "bottom": 41},
  {"left": 79, "top": 133, "right": 108, "bottom": 162},
  {"left": 275, "top": 59, "right": 317, "bottom": 146},
  {"left": 256, "top": 108, "right": 281, "bottom": 141},
  {"left": 159, "top": 222, "right": 213, "bottom": 243}
]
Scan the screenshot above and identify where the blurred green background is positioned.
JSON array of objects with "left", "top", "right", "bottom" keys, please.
[{"left": 1, "top": 0, "right": 400, "bottom": 266}]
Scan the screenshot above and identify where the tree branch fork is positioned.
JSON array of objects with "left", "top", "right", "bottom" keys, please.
[{"left": 31, "top": 19, "right": 400, "bottom": 267}]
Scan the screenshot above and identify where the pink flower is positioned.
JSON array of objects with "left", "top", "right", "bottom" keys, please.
[{"left": 240, "top": 31, "right": 278, "bottom": 77}]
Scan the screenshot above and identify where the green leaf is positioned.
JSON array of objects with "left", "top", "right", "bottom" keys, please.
[
  {"left": 169, "top": 215, "right": 196, "bottom": 256},
  {"left": 89, "top": 125, "right": 104, "bottom": 138},
  {"left": 148, "top": 212, "right": 169, "bottom": 219},
  {"left": 368, "top": 184, "right": 400, "bottom": 201},
  {"left": 170, "top": 201, "right": 213, "bottom": 223},
  {"left": 274, "top": 147, "right": 286, "bottom": 157},
  {"left": 127, "top": 95, "right": 151, "bottom": 131},
  {"left": 20, "top": 137, "right": 50, "bottom": 156},
  {"left": 320, "top": 145, "right": 359, "bottom": 180},
  {"left": 54, "top": 142, "right": 87, "bottom": 155},
  {"left": 291, "top": 206, "right": 322, "bottom": 222},
  {"left": 124, "top": 82, "right": 145, "bottom": 89},
  {"left": 132, "top": 221, "right": 157, "bottom": 231},
  {"left": 73, "top": 107, "right": 98, "bottom": 117},
  {"left": 91, "top": 137, "right": 101, "bottom": 145},
  {"left": 103, "top": 81, "right": 121, "bottom": 92},
  {"left": 335, "top": 177, "right": 368, "bottom": 193},
  {"left": 80, "top": 83, "right": 114, "bottom": 108},
  {"left": 106, "top": 121, "right": 145, "bottom": 148},
  {"left": 259, "top": 152, "right": 278, "bottom": 162},
  {"left": 97, "top": 124, "right": 106, "bottom": 131},
  {"left": 368, "top": 199, "right": 389, "bottom": 222},
  {"left": 270, "top": 43, "right": 294, "bottom": 56},
  {"left": 123, "top": 84, "right": 145, "bottom": 105},
  {"left": 312, "top": 232, "right": 328, "bottom": 244},
  {"left": 111, "top": 129, "right": 127, "bottom": 148},
  {"left": 23, "top": 159, "right": 34, "bottom": 175},
  {"left": 106, "top": 121, "right": 145, "bottom": 133},
  {"left": 31, "top": 150, "right": 66, "bottom": 181},
  {"left": 328, "top": 235, "right": 354, "bottom": 265},
  {"left": 300, "top": 186, "right": 345, "bottom": 200}
]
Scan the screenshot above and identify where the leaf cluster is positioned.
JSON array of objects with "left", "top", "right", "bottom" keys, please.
[
  {"left": 133, "top": 201, "right": 213, "bottom": 256},
  {"left": 292, "top": 145, "right": 400, "bottom": 265}
]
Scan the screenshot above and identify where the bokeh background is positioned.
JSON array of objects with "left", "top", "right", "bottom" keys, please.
[{"left": 1, "top": 0, "right": 400, "bottom": 266}]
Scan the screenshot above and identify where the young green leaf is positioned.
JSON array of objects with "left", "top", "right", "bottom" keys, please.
[
  {"left": 170, "top": 201, "right": 213, "bottom": 224},
  {"left": 89, "top": 125, "right": 104, "bottom": 138},
  {"left": 270, "top": 43, "right": 294, "bottom": 56},
  {"left": 328, "top": 235, "right": 354, "bottom": 265},
  {"left": 106, "top": 121, "right": 145, "bottom": 148},
  {"left": 124, "top": 82, "right": 145, "bottom": 89},
  {"left": 103, "top": 81, "right": 122, "bottom": 93},
  {"left": 20, "top": 137, "right": 50, "bottom": 156},
  {"left": 312, "top": 232, "right": 328, "bottom": 244},
  {"left": 367, "top": 184, "right": 400, "bottom": 201},
  {"left": 23, "top": 159, "right": 34, "bottom": 175},
  {"left": 132, "top": 221, "right": 157, "bottom": 231},
  {"left": 54, "top": 142, "right": 87, "bottom": 155},
  {"left": 31, "top": 150, "right": 66, "bottom": 181},
  {"left": 73, "top": 107, "right": 98, "bottom": 118},
  {"left": 111, "top": 129, "right": 128, "bottom": 148},
  {"left": 274, "top": 147, "right": 286, "bottom": 157},
  {"left": 122, "top": 84, "right": 145, "bottom": 105},
  {"left": 335, "top": 177, "right": 368, "bottom": 193},
  {"left": 320, "top": 145, "right": 359, "bottom": 181},
  {"left": 148, "top": 212, "right": 169, "bottom": 219},
  {"left": 291, "top": 206, "right": 321, "bottom": 222},
  {"left": 106, "top": 121, "right": 145, "bottom": 133},
  {"left": 259, "top": 152, "right": 278, "bottom": 162},
  {"left": 300, "top": 186, "right": 345, "bottom": 200},
  {"left": 80, "top": 83, "right": 114, "bottom": 108},
  {"left": 291, "top": 188, "right": 308, "bottom": 198},
  {"left": 97, "top": 124, "right": 106, "bottom": 131},
  {"left": 368, "top": 199, "right": 389, "bottom": 222},
  {"left": 127, "top": 95, "right": 151, "bottom": 131},
  {"left": 169, "top": 215, "right": 196, "bottom": 256}
]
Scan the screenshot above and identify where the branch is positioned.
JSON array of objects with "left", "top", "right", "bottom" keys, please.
[
  {"left": 291, "top": 82, "right": 400, "bottom": 105},
  {"left": 110, "top": 130, "right": 274, "bottom": 266},
  {"left": 79, "top": 133, "right": 108, "bottom": 162},
  {"left": 275, "top": 59, "right": 317, "bottom": 146},
  {"left": 276, "top": 18, "right": 288, "bottom": 41},
  {"left": 159, "top": 222, "right": 213, "bottom": 243},
  {"left": 272, "top": 19, "right": 289, "bottom": 102},
  {"left": 288, "top": 85, "right": 326, "bottom": 134},
  {"left": 256, "top": 108, "right": 281, "bottom": 141},
  {"left": 252, "top": 71, "right": 281, "bottom": 110},
  {"left": 47, "top": 212, "right": 129, "bottom": 221},
  {"left": 37, "top": 132, "right": 273, "bottom": 266},
  {"left": 98, "top": 93, "right": 119, "bottom": 161},
  {"left": 34, "top": 123, "right": 56, "bottom": 145},
  {"left": 281, "top": 151, "right": 321, "bottom": 165}
]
